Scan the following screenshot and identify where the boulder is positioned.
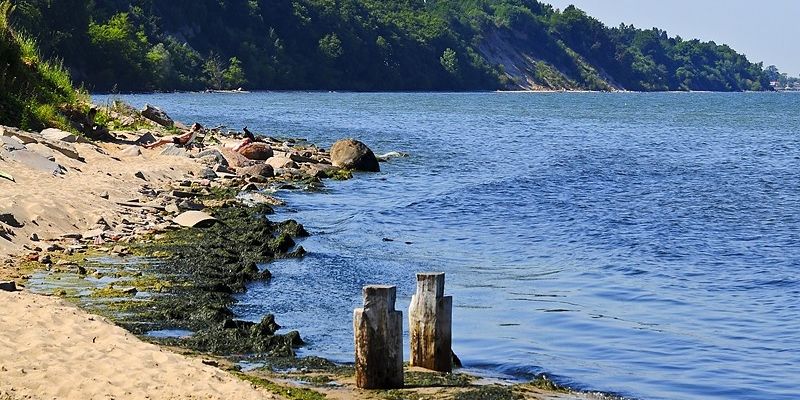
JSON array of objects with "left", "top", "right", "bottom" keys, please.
[
  {"left": 219, "top": 147, "right": 256, "bottom": 168},
  {"left": 141, "top": 104, "right": 174, "bottom": 127},
  {"left": 330, "top": 139, "right": 380, "bottom": 172},
  {"left": 237, "top": 142, "right": 273, "bottom": 160},
  {"left": 0, "top": 281, "right": 16, "bottom": 292},
  {"left": 266, "top": 156, "right": 298, "bottom": 170},
  {"left": 135, "top": 132, "right": 157, "bottom": 146},
  {"left": 237, "top": 163, "right": 274, "bottom": 178},
  {"left": 1, "top": 125, "right": 40, "bottom": 144},
  {"left": 196, "top": 148, "right": 228, "bottom": 166}
]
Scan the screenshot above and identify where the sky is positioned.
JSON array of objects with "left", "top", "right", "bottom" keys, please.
[{"left": 545, "top": 0, "right": 800, "bottom": 76}]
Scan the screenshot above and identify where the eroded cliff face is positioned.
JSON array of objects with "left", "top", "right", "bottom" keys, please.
[{"left": 477, "top": 28, "right": 624, "bottom": 91}]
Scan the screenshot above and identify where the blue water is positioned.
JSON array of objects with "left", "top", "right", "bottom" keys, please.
[{"left": 95, "top": 92, "right": 800, "bottom": 400}]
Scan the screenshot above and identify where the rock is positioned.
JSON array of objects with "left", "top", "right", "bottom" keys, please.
[
  {"left": 177, "top": 200, "right": 204, "bottom": 211},
  {"left": 0, "top": 135, "right": 25, "bottom": 151},
  {"left": 141, "top": 104, "right": 174, "bottom": 127},
  {"left": 29, "top": 233, "right": 39, "bottom": 241},
  {"left": 241, "top": 192, "right": 286, "bottom": 206},
  {"left": 196, "top": 149, "right": 228, "bottom": 166},
  {"left": 99, "top": 191, "right": 109, "bottom": 199},
  {"left": 160, "top": 144, "right": 192, "bottom": 158},
  {"left": 117, "top": 145, "right": 142, "bottom": 157},
  {"left": 173, "top": 211, "right": 217, "bottom": 228},
  {"left": 199, "top": 167, "right": 218, "bottom": 179},
  {"left": 237, "top": 142, "right": 273, "bottom": 160},
  {"left": 170, "top": 190, "right": 197, "bottom": 199},
  {"left": 134, "top": 171, "right": 146, "bottom": 180},
  {"left": 0, "top": 125, "right": 40, "bottom": 144},
  {"left": 134, "top": 132, "right": 157, "bottom": 146},
  {"left": 219, "top": 147, "right": 256, "bottom": 168},
  {"left": 8, "top": 149, "right": 66, "bottom": 175},
  {"left": 241, "top": 183, "right": 259, "bottom": 192},
  {"left": 165, "top": 203, "right": 181, "bottom": 214},
  {"left": 330, "top": 139, "right": 380, "bottom": 172},
  {"left": 0, "top": 213, "right": 24, "bottom": 228},
  {"left": 0, "top": 281, "right": 16, "bottom": 292},
  {"left": 37, "top": 139, "right": 82, "bottom": 161},
  {"left": 40, "top": 254, "right": 52, "bottom": 265},
  {"left": 82, "top": 229, "right": 105, "bottom": 239},
  {"left": 266, "top": 156, "right": 298, "bottom": 170},
  {"left": 237, "top": 163, "right": 274, "bottom": 178},
  {"left": 41, "top": 128, "right": 88, "bottom": 143}
]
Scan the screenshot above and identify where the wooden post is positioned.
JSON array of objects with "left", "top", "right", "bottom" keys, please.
[
  {"left": 409, "top": 272, "right": 453, "bottom": 372},
  {"left": 353, "top": 285, "right": 404, "bottom": 389}
]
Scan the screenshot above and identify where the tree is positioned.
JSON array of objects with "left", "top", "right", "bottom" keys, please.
[
  {"left": 222, "top": 56, "right": 246, "bottom": 89},
  {"left": 440, "top": 48, "right": 458, "bottom": 75},
  {"left": 203, "top": 53, "right": 224, "bottom": 89}
]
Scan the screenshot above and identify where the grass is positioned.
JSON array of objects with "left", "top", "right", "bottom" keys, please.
[{"left": 0, "top": 0, "right": 88, "bottom": 131}]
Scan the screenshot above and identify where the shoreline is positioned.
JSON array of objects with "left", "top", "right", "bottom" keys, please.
[{"left": 1, "top": 106, "right": 601, "bottom": 400}]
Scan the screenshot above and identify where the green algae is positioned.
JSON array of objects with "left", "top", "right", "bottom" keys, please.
[
  {"left": 453, "top": 385, "right": 521, "bottom": 400},
  {"left": 529, "top": 374, "right": 571, "bottom": 394},
  {"left": 234, "top": 373, "right": 328, "bottom": 400},
  {"left": 404, "top": 371, "right": 473, "bottom": 388}
]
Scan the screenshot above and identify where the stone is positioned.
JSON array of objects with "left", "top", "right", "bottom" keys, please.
[
  {"left": 0, "top": 213, "right": 24, "bottom": 228},
  {"left": 0, "top": 281, "right": 16, "bottom": 292},
  {"left": 29, "top": 233, "right": 39, "bottom": 241},
  {"left": 82, "top": 229, "right": 105, "bottom": 239},
  {"left": 0, "top": 135, "right": 25, "bottom": 151},
  {"left": 160, "top": 144, "right": 192, "bottom": 158},
  {"left": 165, "top": 203, "right": 181, "bottom": 214},
  {"left": 197, "top": 149, "right": 228, "bottom": 166},
  {"left": 330, "top": 138, "right": 380, "bottom": 172},
  {"left": 408, "top": 272, "right": 453, "bottom": 372},
  {"left": 0, "top": 125, "right": 40, "bottom": 144},
  {"left": 237, "top": 142, "right": 274, "bottom": 160},
  {"left": 354, "top": 285, "right": 404, "bottom": 389},
  {"left": 134, "top": 171, "right": 147, "bottom": 180},
  {"left": 241, "top": 183, "right": 259, "bottom": 192},
  {"left": 173, "top": 211, "right": 217, "bottom": 228},
  {"left": 134, "top": 132, "right": 157, "bottom": 146},
  {"left": 8, "top": 150, "right": 66, "bottom": 175},
  {"left": 266, "top": 156, "right": 298, "bottom": 170},
  {"left": 213, "top": 164, "right": 230, "bottom": 173},
  {"left": 117, "top": 145, "right": 142, "bottom": 157},
  {"left": 199, "top": 167, "right": 218, "bottom": 179},
  {"left": 141, "top": 104, "right": 174, "bottom": 127},
  {"left": 41, "top": 128, "right": 88, "bottom": 143},
  {"left": 170, "top": 190, "right": 198, "bottom": 199},
  {"left": 237, "top": 163, "right": 274, "bottom": 178},
  {"left": 99, "top": 191, "right": 110, "bottom": 199},
  {"left": 219, "top": 147, "right": 256, "bottom": 168}
]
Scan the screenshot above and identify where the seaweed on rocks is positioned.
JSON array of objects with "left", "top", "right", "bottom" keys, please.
[{"left": 116, "top": 202, "right": 309, "bottom": 356}]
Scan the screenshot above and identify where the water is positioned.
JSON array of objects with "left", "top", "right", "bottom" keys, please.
[{"left": 95, "top": 92, "right": 800, "bottom": 400}]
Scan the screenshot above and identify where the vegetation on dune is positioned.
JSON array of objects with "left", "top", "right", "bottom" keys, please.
[
  {"left": 0, "top": 0, "right": 86, "bottom": 130},
  {"left": 8, "top": 0, "right": 772, "bottom": 92}
]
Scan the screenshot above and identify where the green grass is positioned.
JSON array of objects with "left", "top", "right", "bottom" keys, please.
[{"left": 0, "top": 0, "right": 86, "bottom": 131}]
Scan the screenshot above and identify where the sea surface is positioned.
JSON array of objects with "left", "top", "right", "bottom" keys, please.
[{"left": 95, "top": 92, "right": 800, "bottom": 400}]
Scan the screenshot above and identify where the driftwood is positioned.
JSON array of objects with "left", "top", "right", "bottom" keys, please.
[
  {"left": 353, "top": 285, "right": 404, "bottom": 389},
  {"left": 409, "top": 272, "right": 453, "bottom": 372}
]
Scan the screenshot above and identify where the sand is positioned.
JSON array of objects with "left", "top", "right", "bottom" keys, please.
[
  {"left": 0, "top": 130, "right": 275, "bottom": 399},
  {"left": 0, "top": 290, "right": 273, "bottom": 400}
]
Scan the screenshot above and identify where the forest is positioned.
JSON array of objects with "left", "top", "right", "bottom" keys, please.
[{"left": 7, "top": 0, "right": 773, "bottom": 92}]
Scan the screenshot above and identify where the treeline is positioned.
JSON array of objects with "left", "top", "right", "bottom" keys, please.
[{"left": 8, "top": 0, "right": 771, "bottom": 92}]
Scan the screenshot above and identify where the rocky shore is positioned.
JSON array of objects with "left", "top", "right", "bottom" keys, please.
[{"left": 0, "top": 103, "right": 595, "bottom": 400}]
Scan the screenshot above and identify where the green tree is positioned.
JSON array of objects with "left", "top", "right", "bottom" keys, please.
[
  {"left": 318, "top": 33, "right": 343, "bottom": 59},
  {"left": 440, "top": 48, "right": 458, "bottom": 75},
  {"left": 222, "top": 56, "right": 246, "bottom": 89},
  {"left": 203, "top": 53, "right": 224, "bottom": 89}
]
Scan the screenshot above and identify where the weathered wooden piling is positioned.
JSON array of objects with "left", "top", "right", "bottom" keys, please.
[
  {"left": 353, "top": 285, "right": 404, "bottom": 389},
  {"left": 408, "top": 272, "right": 453, "bottom": 372}
]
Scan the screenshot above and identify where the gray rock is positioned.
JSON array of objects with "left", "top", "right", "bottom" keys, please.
[
  {"left": 141, "top": 104, "right": 174, "bottom": 127},
  {"left": 237, "top": 163, "right": 274, "bottom": 178},
  {"left": 41, "top": 128, "right": 88, "bottom": 143},
  {"left": 1, "top": 135, "right": 25, "bottom": 151},
  {"left": 170, "top": 190, "right": 197, "bottom": 199},
  {"left": 118, "top": 145, "right": 142, "bottom": 158},
  {"left": 135, "top": 132, "right": 157, "bottom": 146},
  {"left": 196, "top": 149, "right": 228, "bottom": 166},
  {"left": 199, "top": 167, "right": 218, "bottom": 179},
  {"left": 8, "top": 149, "right": 66, "bottom": 175},
  {"left": 0, "top": 281, "right": 16, "bottom": 292},
  {"left": 159, "top": 144, "right": 192, "bottom": 158},
  {"left": 0, "top": 125, "right": 40, "bottom": 144},
  {"left": 241, "top": 183, "right": 259, "bottom": 192},
  {"left": 99, "top": 191, "right": 110, "bottom": 199},
  {"left": 173, "top": 211, "right": 217, "bottom": 228},
  {"left": 330, "top": 138, "right": 380, "bottom": 172}
]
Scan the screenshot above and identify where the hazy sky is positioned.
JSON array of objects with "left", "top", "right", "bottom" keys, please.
[{"left": 545, "top": 0, "right": 800, "bottom": 76}]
